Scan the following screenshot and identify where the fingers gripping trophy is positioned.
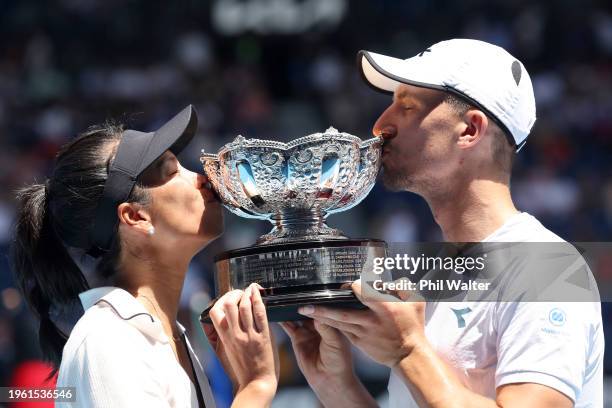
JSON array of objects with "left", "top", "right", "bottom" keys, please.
[{"left": 200, "top": 127, "right": 387, "bottom": 321}]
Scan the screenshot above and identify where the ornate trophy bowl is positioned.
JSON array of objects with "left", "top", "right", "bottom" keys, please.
[{"left": 201, "top": 127, "right": 387, "bottom": 321}]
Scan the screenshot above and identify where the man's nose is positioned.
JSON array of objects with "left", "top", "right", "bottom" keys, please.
[
  {"left": 372, "top": 123, "right": 397, "bottom": 141},
  {"left": 372, "top": 109, "right": 397, "bottom": 141}
]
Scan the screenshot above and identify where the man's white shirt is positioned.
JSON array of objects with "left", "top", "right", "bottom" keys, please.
[{"left": 387, "top": 212, "right": 604, "bottom": 408}]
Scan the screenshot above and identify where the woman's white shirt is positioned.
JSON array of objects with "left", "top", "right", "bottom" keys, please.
[{"left": 56, "top": 286, "right": 216, "bottom": 408}]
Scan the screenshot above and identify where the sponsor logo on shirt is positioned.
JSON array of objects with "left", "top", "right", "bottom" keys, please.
[
  {"left": 548, "top": 308, "right": 566, "bottom": 326},
  {"left": 451, "top": 307, "right": 472, "bottom": 328}
]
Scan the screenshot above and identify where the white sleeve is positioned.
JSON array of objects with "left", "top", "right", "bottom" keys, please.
[
  {"left": 60, "top": 330, "right": 171, "bottom": 408},
  {"left": 494, "top": 301, "right": 596, "bottom": 403}
]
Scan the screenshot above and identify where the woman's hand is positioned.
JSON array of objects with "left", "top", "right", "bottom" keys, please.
[
  {"left": 205, "top": 283, "right": 278, "bottom": 407},
  {"left": 202, "top": 317, "right": 239, "bottom": 392}
]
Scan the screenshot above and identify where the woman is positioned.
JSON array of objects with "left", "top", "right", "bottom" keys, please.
[{"left": 11, "top": 105, "right": 278, "bottom": 407}]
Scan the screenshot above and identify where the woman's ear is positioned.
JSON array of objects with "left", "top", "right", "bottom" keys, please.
[
  {"left": 117, "top": 203, "right": 152, "bottom": 235},
  {"left": 457, "top": 110, "right": 488, "bottom": 150}
]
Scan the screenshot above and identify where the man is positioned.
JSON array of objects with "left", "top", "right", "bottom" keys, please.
[{"left": 281, "top": 39, "right": 603, "bottom": 407}]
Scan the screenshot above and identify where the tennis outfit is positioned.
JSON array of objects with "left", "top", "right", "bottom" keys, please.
[
  {"left": 56, "top": 287, "right": 216, "bottom": 408},
  {"left": 388, "top": 212, "right": 604, "bottom": 407}
]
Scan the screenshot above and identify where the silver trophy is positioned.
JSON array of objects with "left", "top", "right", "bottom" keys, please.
[{"left": 201, "top": 127, "right": 387, "bottom": 321}]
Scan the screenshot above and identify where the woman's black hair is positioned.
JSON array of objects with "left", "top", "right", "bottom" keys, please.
[{"left": 10, "top": 122, "right": 150, "bottom": 375}]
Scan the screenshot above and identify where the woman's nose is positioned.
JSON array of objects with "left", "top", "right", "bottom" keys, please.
[{"left": 195, "top": 171, "right": 209, "bottom": 189}]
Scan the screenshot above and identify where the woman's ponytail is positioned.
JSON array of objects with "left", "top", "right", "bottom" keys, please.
[
  {"left": 11, "top": 181, "right": 89, "bottom": 372},
  {"left": 10, "top": 122, "right": 150, "bottom": 374}
]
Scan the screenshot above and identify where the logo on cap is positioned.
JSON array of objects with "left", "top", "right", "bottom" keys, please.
[
  {"left": 418, "top": 48, "right": 432, "bottom": 57},
  {"left": 511, "top": 61, "right": 522, "bottom": 85}
]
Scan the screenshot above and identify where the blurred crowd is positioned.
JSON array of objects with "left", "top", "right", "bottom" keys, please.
[{"left": 0, "top": 0, "right": 610, "bottom": 406}]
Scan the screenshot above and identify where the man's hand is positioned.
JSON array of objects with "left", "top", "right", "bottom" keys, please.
[
  {"left": 280, "top": 318, "right": 377, "bottom": 407},
  {"left": 300, "top": 280, "right": 574, "bottom": 408},
  {"left": 298, "top": 279, "right": 426, "bottom": 368},
  {"left": 279, "top": 319, "right": 353, "bottom": 387}
]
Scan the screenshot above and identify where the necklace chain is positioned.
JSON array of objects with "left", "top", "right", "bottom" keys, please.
[{"left": 139, "top": 294, "right": 182, "bottom": 342}]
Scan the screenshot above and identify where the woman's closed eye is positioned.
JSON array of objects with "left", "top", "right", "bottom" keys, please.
[
  {"left": 163, "top": 158, "right": 179, "bottom": 177},
  {"left": 139, "top": 153, "right": 179, "bottom": 186}
]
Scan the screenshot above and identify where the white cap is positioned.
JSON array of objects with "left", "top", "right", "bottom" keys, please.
[{"left": 358, "top": 39, "right": 536, "bottom": 151}]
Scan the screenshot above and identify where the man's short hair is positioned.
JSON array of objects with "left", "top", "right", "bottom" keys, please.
[{"left": 443, "top": 93, "right": 514, "bottom": 175}]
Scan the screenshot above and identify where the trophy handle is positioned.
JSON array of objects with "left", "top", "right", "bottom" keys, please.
[
  {"left": 327, "top": 137, "right": 382, "bottom": 215},
  {"left": 201, "top": 152, "right": 262, "bottom": 219}
]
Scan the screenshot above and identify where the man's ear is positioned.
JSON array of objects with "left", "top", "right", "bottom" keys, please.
[
  {"left": 117, "top": 202, "right": 151, "bottom": 235},
  {"left": 457, "top": 110, "right": 488, "bottom": 150}
]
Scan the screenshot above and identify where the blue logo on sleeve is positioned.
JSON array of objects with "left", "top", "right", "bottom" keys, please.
[{"left": 548, "top": 308, "right": 566, "bottom": 326}]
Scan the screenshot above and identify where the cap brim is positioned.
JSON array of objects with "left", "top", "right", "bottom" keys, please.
[
  {"left": 138, "top": 104, "right": 198, "bottom": 174},
  {"left": 357, "top": 50, "right": 446, "bottom": 94},
  {"left": 357, "top": 50, "right": 519, "bottom": 151},
  {"left": 87, "top": 105, "right": 199, "bottom": 256}
]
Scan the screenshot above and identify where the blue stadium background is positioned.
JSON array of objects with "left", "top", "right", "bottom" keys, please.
[{"left": 0, "top": 0, "right": 610, "bottom": 406}]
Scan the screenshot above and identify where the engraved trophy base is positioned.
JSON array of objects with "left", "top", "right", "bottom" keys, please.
[{"left": 200, "top": 238, "right": 387, "bottom": 322}]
